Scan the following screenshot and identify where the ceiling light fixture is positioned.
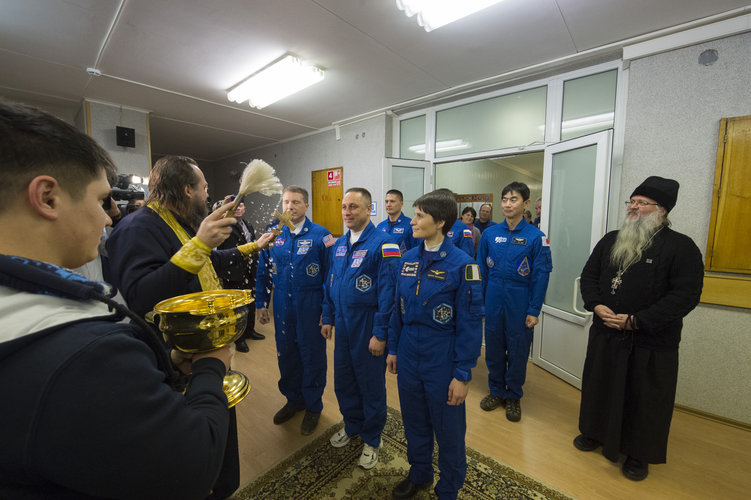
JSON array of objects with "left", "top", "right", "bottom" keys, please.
[
  {"left": 409, "top": 139, "right": 471, "bottom": 154},
  {"left": 227, "top": 54, "right": 324, "bottom": 109},
  {"left": 396, "top": 0, "right": 505, "bottom": 32}
]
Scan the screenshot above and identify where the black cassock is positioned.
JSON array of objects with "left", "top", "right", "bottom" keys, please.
[
  {"left": 218, "top": 219, "right": 258, "bottom": 338},
  {"left": 106, "top": 207, "right": 242, "bottom": 499},
  {"left": 578, "top": 226, "right": 703, "bottom": 464}
]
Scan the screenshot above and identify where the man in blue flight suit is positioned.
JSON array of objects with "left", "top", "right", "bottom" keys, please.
[
  {"left": 256, "top": 186, "right": 335, "bottom": 435},
  {"left": 476, "top": 182, "right": 552, "bottom": 422},
  {"left": 321, "top": 187, "right": 401, "bottom": 470},
  {"left": 376, "top": 189, "right": 416, "bottom": 253},
  {"left": 388, "top": 190, "right": 484, "bottom": 500}
]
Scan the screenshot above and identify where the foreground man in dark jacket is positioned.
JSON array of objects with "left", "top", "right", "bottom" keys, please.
[
  {"left": 0, "top": 100, "right": 233, "bottom": 499},
  {"left": 574, "top": 176, "right": 704, "bottom": 481}
]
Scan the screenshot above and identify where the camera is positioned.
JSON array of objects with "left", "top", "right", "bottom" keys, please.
[
  {"left": 111, "top": 174, "right": 146, "bottom": 202},
  {"left": 104, "top": 174, "right": 146, "bottom": 211}
]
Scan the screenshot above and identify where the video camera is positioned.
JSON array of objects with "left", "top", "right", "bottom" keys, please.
[{"left": 103, "top": 174, "right": 146, "bottom": 211}]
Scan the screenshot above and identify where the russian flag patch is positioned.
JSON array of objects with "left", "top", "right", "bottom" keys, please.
[
  {"left": 382, "top": 243, "right": 401, "bottom": 258},
  {"left": 463, "top": 229, "right": 473, "bottom": 238}
]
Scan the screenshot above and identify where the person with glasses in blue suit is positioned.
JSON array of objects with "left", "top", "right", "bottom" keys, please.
[{"left": 476, "top": 181, "right": 552, "bottom": 423}]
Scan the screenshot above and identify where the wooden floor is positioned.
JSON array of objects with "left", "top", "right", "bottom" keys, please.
[{"left": 232, "top": 320, "right": 751, "bottom": 499}]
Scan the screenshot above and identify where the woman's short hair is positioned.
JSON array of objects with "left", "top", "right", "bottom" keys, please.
[{"left": 414, "top": 189, "right": 458, "bottom": 236}]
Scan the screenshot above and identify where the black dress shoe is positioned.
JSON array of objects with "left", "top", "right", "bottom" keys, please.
[
  {"left": 392, "top": 477, "right": 431, "bottom": 499},
  {"left": 235, "top": 339, "right": 249, "bottom": 353},
  {"left": 573, "top": 434, "right": 600, "bottom": 452},
  {"left": 300, "top": 410, "right": 321, "bottom": 435},
  {"left": 622, "top": 456, "right": 648, "bottom": 481},
  {"left": 273, "top": 401, "right": 306, "bottom": 425},
  {"left": 248, "top": 330, "right": 265, "bottom": 340}
]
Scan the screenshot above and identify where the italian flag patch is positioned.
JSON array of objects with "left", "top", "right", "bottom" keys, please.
[{"left": 465, "top": 263, "right": 481, "bottom": 281}]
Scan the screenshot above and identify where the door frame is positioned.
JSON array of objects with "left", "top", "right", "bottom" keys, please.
[{"left": 532, "top": 130, "right": 613, "bottom": 388}]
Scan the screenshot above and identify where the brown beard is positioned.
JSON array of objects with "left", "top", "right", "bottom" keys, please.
[
  {"left": 186, "top": 196, "right": 208, "bottom": 230},
  {"left": 610, "top": 210, "right": 663, "bottom": 270}
]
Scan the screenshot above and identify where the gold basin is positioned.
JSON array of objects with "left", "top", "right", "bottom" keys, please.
[
  {"left": 147, "top": 289, "right": 255, "bottom": 408},
  {"left": 148, "top": 289, "right": 254, "bottom": 353}
]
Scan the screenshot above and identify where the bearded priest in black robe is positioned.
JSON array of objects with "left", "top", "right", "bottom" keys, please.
[{"left": 573, "top": 176, "right": 704, "bottom": 482}]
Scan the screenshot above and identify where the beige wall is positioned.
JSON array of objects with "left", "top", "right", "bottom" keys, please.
[
  {"left": 83, "top": 100, "right": 151, "bottom": 178},
  {"left": 208, "top": 115, "right": 392, "bottom": 232}
]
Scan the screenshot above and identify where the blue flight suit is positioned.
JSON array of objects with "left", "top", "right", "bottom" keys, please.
[
  {"left": 322, "top": 222, "right": 400, "bottom": 447},
  {"left": 446, "top": 220, "right": 475, "bottom": 257},
  {"left": 376, "top": 212, "right": 417, "bottom": 253},
  {"left": 255, "top": 218, "right": 334, "bottom": 413},
  {"left": 389, "top": 238, "right": 483, "bottom": 500},
  {"left": 475, "top": 219, "right": 497, "bottom": 234},
  {"left": 476, "top": 218, "right": 552, "bottom": 400}
]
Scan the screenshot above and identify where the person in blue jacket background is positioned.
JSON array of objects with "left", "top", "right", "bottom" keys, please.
[
  {"left": 376, "top": 189, "right": 417, "bottom": 253},
  {"left": 446, "top": 217, "right": 475, "bottom": 257},
  {"left": 387, "top": 189, "right": 483, "bottom": 500},
  {"left": 433, "top": 189, "right": 474, "bottom": 257},
  {"left": 255, "top": 186, "right": 335, "bottom": 436},
  {"left": 476, "top": 181, "right": 552, "bottom": 423},
  {"left": 321, "top": 187, "right": 401, "bottom": 470}
]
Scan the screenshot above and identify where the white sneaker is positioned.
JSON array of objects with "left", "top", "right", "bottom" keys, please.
[
  {"left": 358, "top": 440, "right": 381, "bottom": 469},
  {"left": 330, "top": 428, "right": 351, "bottom": 448}
]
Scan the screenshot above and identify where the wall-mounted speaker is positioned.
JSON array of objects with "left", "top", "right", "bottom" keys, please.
[{"left": 116, "top": 126, "right": 136, "bottom": 148}]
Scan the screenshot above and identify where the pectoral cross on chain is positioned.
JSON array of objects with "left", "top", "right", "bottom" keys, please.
[{"left": 610, "top": 269, "right": 623, "bottom": 295}]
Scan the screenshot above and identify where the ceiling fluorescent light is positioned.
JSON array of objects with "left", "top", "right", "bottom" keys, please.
[
  {"left": 396, "top": 0, "right": 505, "bottom": 32},
  {"left": 227, "top": 54, "right": 324, "bottom": 109},
  {"left": 409, "top": 139, "right": 471, "bottom": 154}
]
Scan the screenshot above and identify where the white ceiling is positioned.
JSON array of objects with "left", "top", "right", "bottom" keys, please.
[{"left": 1, "top": 0, "right": 749, "bottom": 162}]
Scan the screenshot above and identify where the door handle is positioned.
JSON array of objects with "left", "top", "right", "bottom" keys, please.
[{"left": 573, "top": 277, "right": 593, "bottom": 317}]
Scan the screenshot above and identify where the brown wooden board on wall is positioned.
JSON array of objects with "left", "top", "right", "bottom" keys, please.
[
  {"left": 701, "top": 115, "right": 751, "bottom": 309},
  {"left": 312, "top": 167, "right": 343, "bottom": 237},
  {"left": 456, "top": 193, "right": 494, "bottom": 218}
]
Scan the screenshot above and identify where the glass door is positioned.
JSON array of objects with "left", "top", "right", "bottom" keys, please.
[
  {"left": 382, "top": 158, "right": 432, "bottom": 218},
  {"left": 532, "top": 130, "right": 612, "bottom": 388}
]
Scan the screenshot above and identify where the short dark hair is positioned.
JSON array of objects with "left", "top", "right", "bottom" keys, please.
[
  {"left": 0, "top": 100, "right": 117, "bottom": 212},
  {"left": 462, "top": 206, "right": 477, "bottom": 218},
  {"left": 283, "top": 185, "right": 309, "bottom": 204},
  {"left": 414, "top": 189, "right": 457, "bottom": 236},
  {"left": 147, "top": 156, "right": 201, "bottom": 215},
  {"left": 345, "top": 187, "right": 372, "bottom": 207},
  {"left": 386, "top": 189, "right": 404, "bottom": 202},
  {"left": 501, "top": 181, "right": 530, "bottom": 201}
]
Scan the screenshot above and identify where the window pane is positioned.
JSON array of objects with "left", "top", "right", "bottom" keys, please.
[
  {"left": 561, "top": 70, "right": 617, "bottom": 141},
  {"left": 435, "top": 86, "right": 546, "bottom": 158},
  {"left": 399, "top": 115, "right": 426, "bottom": 160},
  {"left": 546, "top": 144, "right": 598, "bottom": 316},
  {"left": 391, "top": 166, "right": 424, "bottom": 218}
]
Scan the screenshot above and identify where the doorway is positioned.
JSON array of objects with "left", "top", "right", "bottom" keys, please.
[
  {"left": 311, "top": 167, "right": 343, "bottom": 237},
  {"left": 433, "top": 131, "right": 612, "bottom": 389}
]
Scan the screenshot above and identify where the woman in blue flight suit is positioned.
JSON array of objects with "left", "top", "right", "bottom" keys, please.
[{"left": 387, "top": 190, "right": 484, "bottom": 500}]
